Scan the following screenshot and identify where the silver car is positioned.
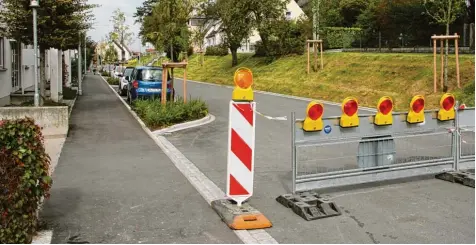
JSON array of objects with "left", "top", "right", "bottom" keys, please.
[{"left": 118, "top": 67, "right": 134, "bottom": 96}]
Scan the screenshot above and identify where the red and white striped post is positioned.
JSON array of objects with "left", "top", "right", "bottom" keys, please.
[
  {"left": 226, "top": 68, "right": 255, "bottom": 206},
  {"left": 226, "top": 102, "right": 256, "bottom": 206}
]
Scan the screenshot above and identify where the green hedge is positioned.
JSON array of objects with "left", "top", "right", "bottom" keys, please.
[
  {"left": 205, "top": 45, "right": 229, "bottom": 56},
  {"left": 321, "top": 27, "right": 362, "bottom": 49},
  {"left": 132, "top": 98, "right": 208, "bottom": 130},
  {"left": 0, "top": 118, "right": 52, "bottom": 244}
]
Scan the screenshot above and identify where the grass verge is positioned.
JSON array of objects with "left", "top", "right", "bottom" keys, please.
[
  {"left": 174, "top": 53, "right": 475, "bottom": 111},
  {"left": 131, "top": 98, "right": 208, "bottom": 131}
]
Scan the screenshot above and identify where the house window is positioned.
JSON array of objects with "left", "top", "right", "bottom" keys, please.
[
  {"left": 286, "top": 11, "right": 292, "bottom": 20},
  {"left": 0, "top": 37, "right": 4, "bottom": 69}
]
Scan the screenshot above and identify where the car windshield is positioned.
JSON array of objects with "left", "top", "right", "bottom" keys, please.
[
  {"left": 124, "top": 68, "right": 133, "bottom": 77},
  {"left": 139, "top": 69, "right": 164, "bottom": 81},
  {"left": 115, "top": 66, "right": 125, "bottom": 73}
]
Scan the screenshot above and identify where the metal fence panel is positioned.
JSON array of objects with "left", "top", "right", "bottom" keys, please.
[
  {"left": 291, "top": 111, "right": 459, "bottom": 193},
  {"left": 458, "top": 108, "right": 475, "bottom": 170}
]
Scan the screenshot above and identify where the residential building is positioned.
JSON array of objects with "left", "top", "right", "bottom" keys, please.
[
  {"left": 0, "top": 36, "right": 37, "bottom": 106},
  {"left": 95, "top": 40, "right": 132, "bottom": 64}
]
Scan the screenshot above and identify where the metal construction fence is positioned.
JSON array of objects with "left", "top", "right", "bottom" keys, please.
[{"left": 291, "top": 102, "right": 475, "bottom": 193}]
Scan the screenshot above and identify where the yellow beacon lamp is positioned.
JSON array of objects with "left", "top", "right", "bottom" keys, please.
[
  {"left": 303, "top": 101, "right": 324, "bottom": 132},
  {"left": 374, "top": 96, "right": 394, "bottom": 126},
  {"left": 438, "top": 93, "right": 456, "bottom": 121},
  {"left": 340, "top": 97, "right": 359, "bottom": 128},
  {"left": 232, "top": 67, "right": 254, "bottom": 101},
  {"left": 407, "top": 95, "right": 425, "bottom": 124}
]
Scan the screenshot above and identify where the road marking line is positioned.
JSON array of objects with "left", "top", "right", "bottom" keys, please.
[
  {"left": 176, "top": 78, "right": 377, "bottom": 112},
  {"left": 100, "top": 75, "right": 279, "bottom": 244}
]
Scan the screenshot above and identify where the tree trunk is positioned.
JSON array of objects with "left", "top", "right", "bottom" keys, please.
[
  {"left": 260, "top": 33, "right": 269, "bottom": 55},
  {"left": 470, "top": 23, "right": 475, "bottom": 50},
  {"left": 444, "top": 23, "right": 449, "bottom": 92},
  {"left": 40, "top": 47, "right": 47, "bottom": 105},
  {"left": 231, "top": 48, "right": 238, "bottom": 67}
]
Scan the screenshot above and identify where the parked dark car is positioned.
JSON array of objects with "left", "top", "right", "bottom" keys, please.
[{"left": 126, "top": 66, "right": 174, "bottom": 103}]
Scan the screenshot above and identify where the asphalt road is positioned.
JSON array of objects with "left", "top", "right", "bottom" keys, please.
[
  {"left": 40, "top": 75, "right": 242, "bottom": 244},
  {"left": 166, "top": 79, "right": 475, "bottom": 244}
]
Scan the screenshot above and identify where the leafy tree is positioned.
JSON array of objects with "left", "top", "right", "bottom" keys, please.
[
  {"left": 110, "top": 8, "right": 133, "bottom": 62},
  {"left": 424, "top": 0, "right": 466, "bottom": 91},
  {"left": 339, "top": 0, "right": 368, "bottom": 27},
  {"left": 249, "top": 0, "right": 289, "bottom": 55},
  {"left": 255, "top": 18, "right": 307, "bottom": 57},
  {"left": 0, "top": 0, "right": 96, "bottom": 104},
  {"left": 142, "top": 0, "right": 194, "bottom": 61},
  {"left": 104, "top": 44, "right": 119, "bottom": 64},
  {"left": 134, "top": 0, "right": 159, "bottom": 24},
  {"left": 206, "top": 0, "right": 254, "bottom": 66}
]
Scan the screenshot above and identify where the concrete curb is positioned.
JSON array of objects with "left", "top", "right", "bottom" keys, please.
[
  {"left": 176, "top": 78, "right": 377, "bottom": 112},
  {"left": 152, "top": 114, "right": 216, "bottom": 136},
  {"left": 99, "top": 75, "right": 278, "bottom": 244}
]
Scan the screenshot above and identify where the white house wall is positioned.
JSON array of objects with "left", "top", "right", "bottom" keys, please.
[
  {"left": 21, "top": 48, "right": 35, "bottom": 92},
  {"left": 0, "top": 37, "right": 12, "bottom": 106}
]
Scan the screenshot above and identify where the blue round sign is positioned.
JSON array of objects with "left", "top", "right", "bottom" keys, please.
[{"left": 324, "top": 125, "right": 332, "bottom": 134}]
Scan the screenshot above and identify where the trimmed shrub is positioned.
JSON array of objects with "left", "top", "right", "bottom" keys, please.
[
  {"left": 106, "top": 77, "right": 120, "bottom": 85},
  {"left": 132, "top": 98, "right": 208, "bottom": 130},
  {"left": 205, "top": 45, "right": 229, "bottom": 56},
  {"left": 101, "top": 71, "right": 110, "bottom": 77},
  {"left": 0, "top": 118, "right": 52, "bottom": 244},
  {"left": 321, "top": 27, "right": 362, "bottom": 49}
]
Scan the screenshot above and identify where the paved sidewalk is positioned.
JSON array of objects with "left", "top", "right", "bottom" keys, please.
[{"left": 40, "top": 74, "right": 241, "bottom": 244}]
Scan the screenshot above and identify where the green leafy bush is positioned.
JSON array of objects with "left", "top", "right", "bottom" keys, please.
[
  {"left": 101, "top": 71, "right": 110, "bottom": 77},
  {"left": 255, "top": 19, "right": 307, "bottom": 57},
  {"left": 0, "top": 118, "right": 52, "bottom": 244},
  {"left": 107, "top": 77, "right": 120, "bottom": 85},
  {"left": 132, "top": 98, "right": 208, "bottom": 130},
  {"left": 205, "top": 45, "right": 229, "bottom": 56}
]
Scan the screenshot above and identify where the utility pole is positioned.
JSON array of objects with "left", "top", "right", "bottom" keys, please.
[{"left": 30, "top": 0, "right": 40, "bottom": 106}]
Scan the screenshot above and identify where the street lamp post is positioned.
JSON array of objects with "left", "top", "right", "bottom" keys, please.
[
  {"left": 84, "top": 34, "right": 87, "bottom": 73},
  {"left": 78, "top": 35, "right": 82, "bottom": 95},
  {"left": 30, "top": 0, "right": 40, "bottom": 106}
]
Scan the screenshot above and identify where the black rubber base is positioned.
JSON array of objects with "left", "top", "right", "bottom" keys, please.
[
  {"left": 435, "top": 170, "right": 475, "bottom": 188},
  {"left": 276, "top": 191, "right": 341, "bottom": 221}
]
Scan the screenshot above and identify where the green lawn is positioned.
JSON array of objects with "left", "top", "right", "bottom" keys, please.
[{"left": 173, "top": 52, "right": 475, "bottom": 111}]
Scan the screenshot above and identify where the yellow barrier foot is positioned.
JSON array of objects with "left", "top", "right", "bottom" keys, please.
[{"left": 211, "top": 199, "right": 272, "bottom": 230}]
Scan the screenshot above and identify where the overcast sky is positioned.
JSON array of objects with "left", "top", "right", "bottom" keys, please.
[{"left": 87, "top": 0, "right": 151, "bottom": 52}]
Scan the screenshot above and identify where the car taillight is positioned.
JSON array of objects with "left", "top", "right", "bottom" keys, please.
[{"left": 132, "top": 80, "right": 139, "bottom": 89}]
